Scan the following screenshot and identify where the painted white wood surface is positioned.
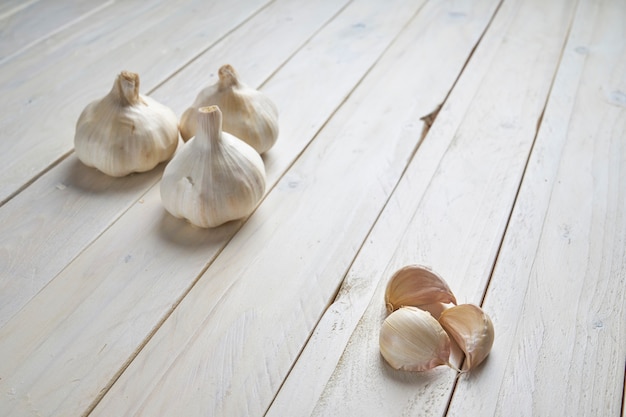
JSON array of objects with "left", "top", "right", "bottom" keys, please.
[
  {"left": 265, "top": 0, "right": 500, "bottom": 412},
  {"left": 447, "top": 0, "right": 626, "bottom": 415},
  {"left": 0, "top": 0, "right": 269, "bottom": 205},
  {"left": 0, "top": 0, "right": 41, "bottom": 21},
  {"left": 0, "top": 0, "right": 624, "bottom": 416},
  {"left": 0, "top": 0, "right": 112, "bottom": 64},
  {"left": 0, "top": 0, "right": 431, "bottom": 415},
  {"left": 266, "top": 0, "right": 578, "bottom": 415},
  {"left": 0, "top": 0, "right": 348, "bottom": 328},
  {"left": 90, "top": 1, "right": 509, "bottom": 416}
]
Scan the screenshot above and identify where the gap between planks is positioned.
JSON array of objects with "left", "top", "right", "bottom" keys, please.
[
  {"left": 0, "top": 0, "right": 115, "bottom": 66},
  {"left": 0, "top": 0, "right": 350, "bottom": 329},
  {"left": 0, "top": 0, "right": 41, "bottom": 21},
  {"left": 447, "top": 0, "right": 626, "bottom": 413},
  {"left": 440, "top": 3, "right": 578, "bottom": 414},
  {"left": 84, "top": 1, "right": 472, "bottom": 413},
  {"left": 475, "top": 0, "right": 576, "bottom": 309},
  {"left": 262, "top": 0, "right": 567, "bottom": 415},
  {"left": 82, "top": 0, "right": 358, "bottom": 397},
  {"left": 85, "top": 2, "right": 359, "bottom": 411},
  {"left": 0, "top": 0, "right": 273, "bottom": 206},
  {"left": 0, "top": 0, "right": 424, "bottom": 414},
  {"left": 263, "top": 1, "right": 505, "bottom": 413},
  {"left": 0, "top": 0, "right": 273, "bottom": 207}
]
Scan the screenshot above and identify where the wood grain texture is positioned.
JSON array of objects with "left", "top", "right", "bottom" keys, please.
[
  {"left": 86, "top": 0, "right": 503, "bottom": 415},
  {"left": 0, "top": 0, "right": 427, "bottom": 415},
  {"left": 0, "top": 0, "right": 269, "bottom": 205},
  {"left": 0, "top": 0, "right": 41, "bottom": 20},
  {"left": 1, "top": 0, "right": 623, "bottom": 416},
  {"left": 0, "top": 0, "right": 112, "bottom": 64},
  {"left": 0, "top": 0, "right": 347, "bottom": 329},
  {"left": 265, "top": 0, "right": 501, "bottom": 412},
  {"left": 265, "top": 0, "right": 577, "bottom": 415},
  {"left": 448, "top": 0, "right": 626, "bottom": 415}
]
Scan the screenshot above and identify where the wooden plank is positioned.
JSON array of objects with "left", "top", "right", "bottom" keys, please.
[
  {"left": 0, "top": 0, "right": 41, "bottom": 20},
  {"left": 0, "top": 0, "right": 113, "bottom": 64},
  {"left": 87, "top": 1, "right": 507, "bottom": 416},
  {"left": 0, "top": 0, "right": 427, "bottom": 415},
  {"left": 0, "top": 0, "right": 348, "bottom": 329},
  {"left": 265, "top": 0, "right": 578, "bottom": 415},
  {"left": 265, "top": 7, "right": 501, "bottom": 415},
  {"left": 0, "top": 0, "right": 269, "bottom": 205},
  {"left": 447, "top": 0, "right": 626, "bottom": 415}
]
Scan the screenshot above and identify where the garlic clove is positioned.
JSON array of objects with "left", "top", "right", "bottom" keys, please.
[
  {"left": 438, "top": 304, "right": 494, "bottom": 371},
  {"left": 160, "top": 105, "right": 266, "bottom": 228},
  {"left": 384, "top": 265, "right": 457, "bottom": 313},
  {"left": 179, "top": 64, "right": 279, "bottom": 154},
  {"left": 74, "top": 71, "right": 179, "bottom": 177},
  {"left": 379, "top": 306, "right": 456, "bottom": 372}
]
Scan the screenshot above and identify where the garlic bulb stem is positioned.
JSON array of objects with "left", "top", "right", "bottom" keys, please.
[
  {"left": 218, "top": 64, "right": 240, "bottom": 88},
  {"left": 198, "top": 105, "right": 222, "bottom": 147},
  {"left": 114, "top": 71, "right": 141, "bottom": 105}
]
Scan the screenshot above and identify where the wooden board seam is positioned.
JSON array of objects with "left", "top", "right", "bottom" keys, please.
[
  {"left": 0, "top": 1, "right": 115, "bottom": 67},
  {"left": 86, "top": 3, "right": 441, "bottom": 413},
  {"left": 264, "top": 1, "right": 506, "bottom": 414},
  {"left": 475, "top": 3, "right": 578, "bottom": 310}
]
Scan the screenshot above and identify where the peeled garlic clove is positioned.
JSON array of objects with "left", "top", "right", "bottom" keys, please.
[
  {"left": 74, "top": 71, "right": 179, "bottom": 176},
  {"left": 180, "top": 64, "right": 279, "bottom": 154},
  {"left": 160, "top": 105, "right": 266, "bottom": 228},
  {"left": 385, "top": 265, "right": 457, "bottom": 312},
  {"left": 438, "top": 304, "right": 494, "bottom": 371},
  {"left": 379, "top": 306, "right": 454, "bottom": 372}
]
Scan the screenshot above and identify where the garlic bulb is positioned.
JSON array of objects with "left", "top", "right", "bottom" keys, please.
[
  {"left": 179, "top": 64, "right": 279, "bottom": 154},
  {"left": 160, "top": 105, "right": 266, "bottom": 228},
  {"left": 385, "top": 265, "right": 457, "bottom": 312},
  {"left": 379, "top": 306, "right": 458, "bottom": 372},
  {"left": 438, "top": 304, "right": 495, "bottom": 371},
  {"left": 74, "top": 71, "right": 179, "bottom": 176}
]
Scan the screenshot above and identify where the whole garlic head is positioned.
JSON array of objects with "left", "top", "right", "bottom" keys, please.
[
  {"left": 179, "top": 64, "right": 279, "bottom": 154},
  {"left": 74, "top": 71, "right": 179, "bottom": 176},
  {"left": 160, "top": 105, "right": 266, "bottom": 228}
]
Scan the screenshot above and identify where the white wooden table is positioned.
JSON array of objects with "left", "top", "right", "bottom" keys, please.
[{"left": 0, "top": 0, "right": 624, "bottom": 416}]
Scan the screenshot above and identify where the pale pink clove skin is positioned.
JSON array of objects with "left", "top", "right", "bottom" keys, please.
[
  {"left": 438, "top": 304, "right": 495, "bottom": 371},
  {"left": 385, "top": 265, "right": 457, "bottom": 312}
]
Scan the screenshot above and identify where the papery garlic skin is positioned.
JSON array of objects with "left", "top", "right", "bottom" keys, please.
[
  {"left": 438, "top": 304, "right": 495, "bottom": 371},
  {"left": 179, "top": 64, "right": 279, "bottom": 154},
  {"left": 385, "top": 265, "right": 457, "bottom": 312},
  {"left": 379, "top": 306, "right": 452, "bottom": 372},
  {"left": 160, "top": 105, "right": 266, "bottom": 228},
  {"left": 74, "top": 71, "right": 179, "bottom": 176}
]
